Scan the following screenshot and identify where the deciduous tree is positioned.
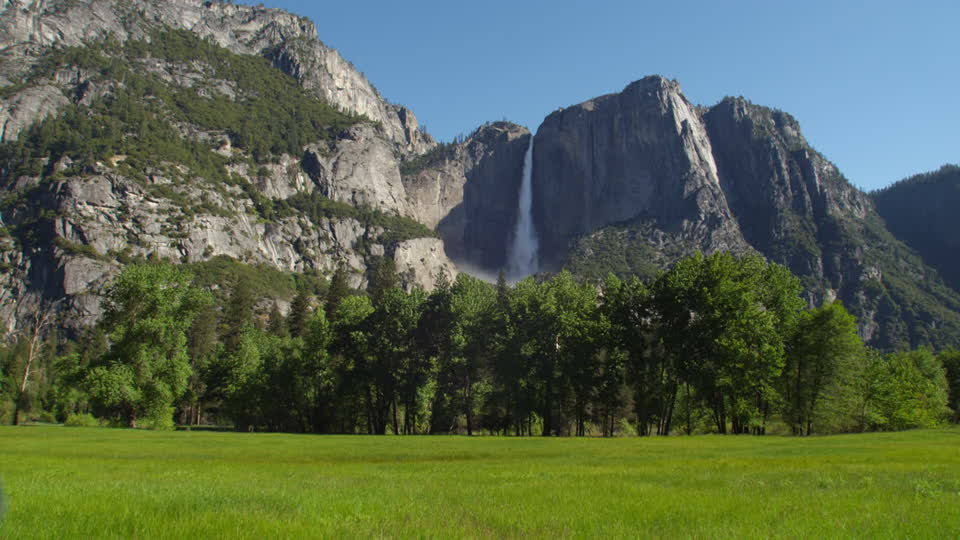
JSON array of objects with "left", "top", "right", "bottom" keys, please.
[{"left": 85, "top": 264, "right": 210, "bottom": 428}]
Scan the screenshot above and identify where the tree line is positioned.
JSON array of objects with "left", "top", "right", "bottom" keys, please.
[{"left": 2, "top": 252, "right": 958, "bottom": 435}]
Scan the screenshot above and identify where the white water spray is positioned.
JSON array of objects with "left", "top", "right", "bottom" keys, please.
[{"left": 506, "top": 136, "right": 539, "bottom": 279}]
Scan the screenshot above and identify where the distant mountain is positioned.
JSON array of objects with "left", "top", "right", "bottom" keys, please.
[
  {"left": 407, "top": 77, "right": 960, "bottom": 350},
  {"left": 872, "top": 165, "right": 960, "bottom": 292}
]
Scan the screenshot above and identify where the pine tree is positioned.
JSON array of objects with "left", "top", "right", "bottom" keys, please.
[
  {"left": 287, "top": 291, "right": 311, "bottom": 338},
  {"left": 325, "top": 264, "right": 351, "bottom": 321},
  {"left": 221, "top": 276, "right": 256, "bottom": 354},
  {"left": 267, "top": 304, "right": 288, "bottom": 338},
  {"left": 367, "top": 256, "right": 399, "bottom": 305}
]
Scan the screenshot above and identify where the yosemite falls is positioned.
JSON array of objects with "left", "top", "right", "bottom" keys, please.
[{"left": 506, "top": 136, "right": 539, "bottom": 279}]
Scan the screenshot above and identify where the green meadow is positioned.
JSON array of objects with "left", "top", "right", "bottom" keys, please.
[{"left": 1, "top": 427, "right": 959, "bottom": 538}]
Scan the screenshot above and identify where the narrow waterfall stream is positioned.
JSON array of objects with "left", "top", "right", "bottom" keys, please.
[{"left": 506, "top": 135, "right": 539, "bottom": 280}]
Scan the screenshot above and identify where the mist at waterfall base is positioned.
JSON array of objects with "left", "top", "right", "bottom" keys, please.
[
  {"left": 449, "top": 134, "right": 540, "bottom": 285},
  {"left": 505, "top": 136, "right": 539, "bottom": 281}
]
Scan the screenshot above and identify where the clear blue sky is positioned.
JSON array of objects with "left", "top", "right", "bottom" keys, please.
[{"left": 262, "top": 0, "right": 957, "bottom": 191}]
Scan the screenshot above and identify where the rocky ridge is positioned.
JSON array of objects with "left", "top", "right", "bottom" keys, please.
[
  {"left": 871, "top": 165, "right": 960, "bottom": 293},
  {"left": 532, "top": 77, "right": 748, "bottom": 270},
  {"left": 541, "top": 77, "right": 960, "bottom": 349},
  {"left": 0, "top": 0, "right": 455, "bottom": 336},
  {"left": 0, "top": 0, "right": 432, "bottom": 152}
]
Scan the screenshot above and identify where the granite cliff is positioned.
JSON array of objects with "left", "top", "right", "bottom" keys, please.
[
  {"left": 400, "top": 122, "right": 531, "bottom": 270},
  {"left": 0, "top": 0, "right": 454, "bottom": 335},
  {"left": 2, "top": 0, "right": 959, "bottom": 351},
  {"left": 522, "top": 77, "right": 960, "bottom": 349},
  {"left": 532, "top": 77, "right": 747, "bottom": 271},
  {"left": 0, "top": 0, "right": 431, "bottom": 152}
]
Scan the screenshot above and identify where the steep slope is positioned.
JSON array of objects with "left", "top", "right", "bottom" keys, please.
[
  {"left": 872, "top": 165, "right": 960, "bottom": 292},
  {"left": 533, "top": 76, "right": 748, "bottom": 271},
  {"left": 703, "top": 98, "right": 960, "bottom": 349},
  {"left": 0, "top": 0, "right": 431, "bottom": 152},
  {"left": 0, "top": 2, "right": 454, "bottom": 336},
  {"left": 3, "top": 0, "right": 958, "bottom": 352},
  {"left": 400, "top": 122, "right": 531, "bottom": 270},
  {"left": 545, "top": 79, "right": 960, "bottom": 349}
]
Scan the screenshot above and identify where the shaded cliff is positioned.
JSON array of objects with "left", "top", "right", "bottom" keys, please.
[
  {"left": 537, "top": 78, "right": 960, "bottom": 349},
  {"left": 703, "top": 98, "right": 960, "bottom": 349},
  {"left": 872, "top": 165, "right": 960, "bottom": 292},
  {"left": 401, "top": 122, "right": 530, "bottom": 270},
  {"left": 533, "top": 76, "right": 747, "bottom": 270}
]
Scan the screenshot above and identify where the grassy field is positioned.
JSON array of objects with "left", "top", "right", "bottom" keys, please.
[{"left": 1, "top": 427, "right": 959, "bottom": 538}]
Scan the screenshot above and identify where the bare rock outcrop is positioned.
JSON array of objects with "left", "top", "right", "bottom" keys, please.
[
  {"left": 533, "top": 76, "right": 747, "bottom": 269},
  {"left": 302, "top": 124, "right": 410, "bottom": 216},
  {"left": 392, "top": 238, "right": 458, "bottom": 291},
  {"left": 401, "top": 122, "right": 531, "bottom": 270},
  {"left": 0, "top": 0, "right": 432, "bottom": 152}
]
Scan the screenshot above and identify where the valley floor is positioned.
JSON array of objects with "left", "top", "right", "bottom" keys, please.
[{"left": 0, "top": 427, "right": 958, "bottom": 538}]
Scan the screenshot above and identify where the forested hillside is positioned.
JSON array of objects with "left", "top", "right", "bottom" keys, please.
[
  {"left": 872, "top": 165, "right": 960, "bottom": 292},
  {"left": 0, "top": 3, "right": 455, "bottom": 337}
]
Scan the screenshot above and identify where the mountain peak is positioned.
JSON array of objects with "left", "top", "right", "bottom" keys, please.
[{"left": 0, "top": 0, "right": 432, "bottom": 152}]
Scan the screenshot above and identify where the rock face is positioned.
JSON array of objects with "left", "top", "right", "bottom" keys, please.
[
  {"left": 460, "top": 123, "right": 531, "bottom": 269},
  {"left": 700, "top": 98, "right": 960, "bottom": 350},
  {"left": 392, "top": 238, "right": 458, "bottom": 291},
  {"left": 302, "top": 124, "right": 411, "bottom": 216},
  {"left": 0, "top": 161, "right": 455, "bottom": 335},
  {"left": 401, "top": 122, "right": 531, "bottom": 270},
  {"left": 0, "top": 0, "right": 455, "bottom": 337},
  {"left": 528, "top": 77, "right": 960, "bottom": 349},
  {"left": 533, "top": 76, "right": 747, "bottom": 269},
  {"left": 2, "top": 0, "right": 960, "bottom": 351},
  {"left": 704, "top": 97, "right": 873, "bottom": 297},
  {"left": 0, "top": 84, "right": 70, "bottom": 142},
  {"left": 0, "top": 0, "right": 432, "bottom": 152}
]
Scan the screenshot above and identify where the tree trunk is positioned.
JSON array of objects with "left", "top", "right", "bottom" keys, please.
[
  {"left": 542, "top": 379, "right": 553, "bottom": 437},
  {"left": 12, "top": 308, "right": 51, "bottom": 426},
  {"left": 514, "top": 400, "right": 521, "bottom": 436},
  {"left": 464, "top": 375, "right": 473, "bottom": 436},
  {"left": 391, "top": 397, "right": 400, "bottom": 435},
  {"left": 365, "top": 386, "right": 375, "bottom": 434},
  {"left": 12, "top": 397, "right": 22, "bottom": 426}
]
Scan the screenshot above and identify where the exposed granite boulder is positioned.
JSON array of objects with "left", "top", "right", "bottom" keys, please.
[
  {"left": 0, "top": 84, "right": 70, "bottom": 142},
  {"left": 391, "top": 238, "right": 458, "bottom": 291},
  {"left": 302, "top": 124, "right": 410, "bottom": 216}
]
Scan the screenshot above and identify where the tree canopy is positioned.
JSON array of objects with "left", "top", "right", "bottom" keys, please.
[
  {"left": 5, "top": 252, "right": 955, "bottom": 435},
  {"left": 84, "top": 264, "right": 210, "bottom": 428}
]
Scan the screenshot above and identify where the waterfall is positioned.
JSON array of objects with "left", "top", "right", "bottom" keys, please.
[{"left": 506, "top": 135, "right": 539, "bottom": 280}]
